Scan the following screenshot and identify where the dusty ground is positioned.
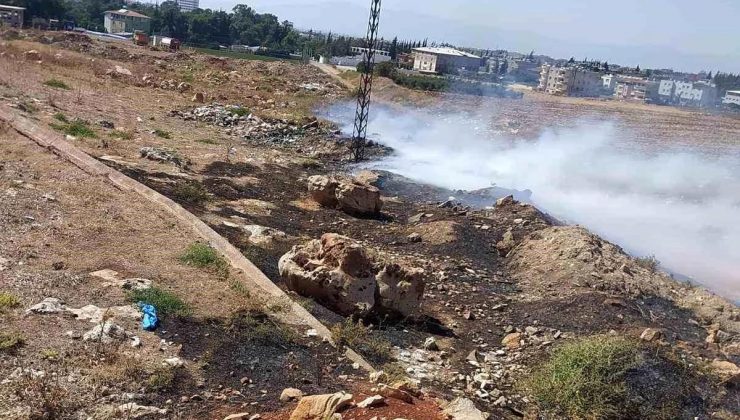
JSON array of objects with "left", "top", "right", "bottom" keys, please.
[{"left": 1, "top": 30, "right": 739, "bottom": 420}]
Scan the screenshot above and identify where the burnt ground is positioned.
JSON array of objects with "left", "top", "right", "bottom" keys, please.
[{"left": 1, "top": 29, "right": 738, "bottom": 419}]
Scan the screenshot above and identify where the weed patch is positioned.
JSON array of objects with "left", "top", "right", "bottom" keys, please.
[
  {"left": 50, "top": 118, "right": 96, "bottom": 138},
  {"left": 153, "top": 129, "right": 172, "bottom": 139},
  {"left": 43, "top": 79, "right": 70, "bottom": 90},
  {"left": 229, "top": 105, "right": 250, "bottom": 117},
  {"left": 172, "top": 182, "right": 209, "bottom": 205},
  {"left": 127, "top": 286, "right": 190, "bottom": 317},
  {"left": 110, "top": 129, "right": 133, "bottom": 140},
  {"left": 179, "top": 242, "right": 226, "bottom": 271},
  {"left": 527, "top": 335, "right": 639, "bottom": 419},
  {"left": 0, "top": 331, "right": 25, "bottom": 351},
  {"left": 332, "top": 318, "right": 392, "bottom": 363},
  {"left": 0, "top": 292, "right": 20, "bottom": 311}
]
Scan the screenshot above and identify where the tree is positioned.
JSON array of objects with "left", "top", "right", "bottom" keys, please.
[
  {"left": 636, "top": 65, "right": 641, "bottom": 73},
  {"left": 498, "top": 59, "right": 508, "bottom": 75},
  {"left": 389, "top": 36, "right": 398, "bottom": 60},
  {"left": 603, "top": 61, "right": 609, "bottom": 72},
  {"left": 527, "top": 50, "right": 535, "bottom": 61},
  {"left": 568, "top": 57, "right": 575, "bottom": 64}
]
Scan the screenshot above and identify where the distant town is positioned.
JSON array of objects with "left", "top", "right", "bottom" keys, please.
[{"left": 2, "top": 0, "right": 739, "bottom": 109}]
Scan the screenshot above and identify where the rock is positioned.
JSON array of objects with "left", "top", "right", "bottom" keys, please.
[
  {"left": 307, "top": 176, "right": 382, "bottom": 216},
  {"left": 639, "top": 328, "right": 662, "bottom": 342},
  {"left": 466, "top": 349, "right": 481, "bottom": 363},
  {"left": 192, "top": 92, "right": 205, "bottom": 103},
  {"left": 496, "top": 229, "right": 515, "bottom": 256},
  {"left": 462, "top": 308, "right": 475, "bottom": 320},
  {"left": 408, "top": 213, "right": 425, "bottom": 224},
  {"left": 357, "top": 395, "right": 385, "bottom": 408},
  {"left": 68, "top": 304, "right": 141, "bottom": 323},
  {"left": 710, "top": 359, "right": 740, "bottom": 386},
  {"left": 442, "top": 397, "right": 488, "bottom": 420},
  {"left": 407, "top": 232, "right": 422, "bottom": 243},
  {"left": 83, "top": 321, "right": 127, "bottom": 343},
  {"left": 26, "top": 297, "right": 66, "bottom": 314},
  {"left": 375, "top": 264, "right": 425, "bottom": 318},
  {"left": 335, "top": 181, "right": 382, "bottom": 216},
  {"left": 114, "top": 65, "right": 133, "bottom": 77},
  {"left": 280, "top": 388, "right": 304, "bottom": 402},
  {"left": 369, "top": 370, "right": 387, "bottom": 383},
  {"left": 122, "top": 278, "right": 152, "bottom": 291},
  {"left": 502, "top": 332, "right": 523, "bottom": 349},
  {"left": 279, "top": 234, "right": 424, "bottom": 317},
  {"left": 289, "top": 392, "right": 353, "bottom": 420},
  {"left": 223, "top": 413, "right": 250, "bottom": 420},
  {"left": 24, "top": 50, "right": 41, "bottom": 61},
  {"left": 244, "top": 224, "right": 288, "bottom": 248},
  {"left": 117, "top": 403, "right": 166, "bottom": 418},
  {"left": 164, "top": 357, "right": 185, "bottom": 368},
  {"left": 307, "top": 175, "right": 339, "bottom": 207},
  {"left": 378, "top": 384, "right": 413, "bottom": 404},
  {"left": 423, "top": 337, "right": 439, "bottom": 351},
  {"left": 0, "top": 256, "right": 9, "bottom": 271},
  {"left": 496, "top": 195, "right": 515, "bottom": 207},
  {"left": 139, "top": 147, "right": 187, "bottom": 168}
]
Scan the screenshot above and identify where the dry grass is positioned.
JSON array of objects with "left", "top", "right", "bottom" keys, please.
[{"left": 331, "top": 318, "right": 392, "bottom": 363}]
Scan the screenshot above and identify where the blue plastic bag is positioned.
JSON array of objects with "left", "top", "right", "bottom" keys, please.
[{"left": 138, "top": 302, "right": 159, "bottom": 331}]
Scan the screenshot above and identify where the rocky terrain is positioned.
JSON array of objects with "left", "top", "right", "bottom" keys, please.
[{"left": 1, "top": 29, "right": 738, "bottom": 419}]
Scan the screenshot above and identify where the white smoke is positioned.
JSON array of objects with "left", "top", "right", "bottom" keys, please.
[{"left": 324, "top": 103, "right": 740, "bottom": 301}]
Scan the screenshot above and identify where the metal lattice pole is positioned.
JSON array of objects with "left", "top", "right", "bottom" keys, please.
[{"left": 350, "top": 0, "right": 382, "bottom": 162}]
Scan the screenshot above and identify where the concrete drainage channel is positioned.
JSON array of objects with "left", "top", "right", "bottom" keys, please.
[{"left": 0, "top": 105, "right": 374, "bottom": 372}]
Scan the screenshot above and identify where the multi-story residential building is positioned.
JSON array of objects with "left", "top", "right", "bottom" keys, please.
[
  {"left": 602, "top": 74, "right": 617, "bottom": 92},
  {"left": 176, "top": 0, "right": 199, "bottom": 12},
  {"left": 658, "top": 80, "right": 718, "bottom": 107},
  {"left": 613, "top": 76, "right": 659, "bottom": 102},
  {"left": 104, "top": 9, "right": 150, "bottom": 34},
  {"left": 538, "top": 64, "right": 602, "bottom": 97},
  {"left": 412, "top": 47, "right": 482, "bottom": 74},
  {"left": 722, "top": 90, "right": 740, "bottom": 107}
]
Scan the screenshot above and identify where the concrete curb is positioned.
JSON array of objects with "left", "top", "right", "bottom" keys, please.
[{"left": 0, "top": 105, "right": 374, "bottom": 372}]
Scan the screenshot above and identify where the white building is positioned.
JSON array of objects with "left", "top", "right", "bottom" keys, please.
[
  {"left": 176, "top": 0, "right": 199, "bottom": 12},
  {"left": 412, "top": 47, "right": 481, "bottom": 74},
  {"left": 658, "top": 80, "right": 718, "bottom": 107},
  {"left": 602, "top": 74, "right": 617, "bottom": 92},
  {"left": 721, "top": 90, "right": 740, "bottom": 106}
]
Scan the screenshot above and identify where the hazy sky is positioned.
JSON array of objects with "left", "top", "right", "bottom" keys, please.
[{"left": 196, "top": 0, "right": 740, "bottom": 72}]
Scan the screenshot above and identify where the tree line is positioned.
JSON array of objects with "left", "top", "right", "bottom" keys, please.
[{"left": 3, "top": 0, "right": 435, "bottom": 57}]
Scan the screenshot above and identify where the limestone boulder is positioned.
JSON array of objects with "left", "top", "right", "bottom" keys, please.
[
  {"left": 375, "top": 263, "right": 425, "bottom": 317},
  {"left": 279, "top": 233, "right": 424, "bottom": 317},
  {"left": 335, "top": 181, "right": 382, "bottom": 216},
  {"left": 289, "top": 392, "right": 353, "bottom": 420},
  {"left": 306, "top": 175, "right": 382, "bottom": 216},
  {"left": 279, "top": 234, "right": 377, "bottom": 316},
  {"left": 307, "top": 175, "right": 339, "bottom": 207}
]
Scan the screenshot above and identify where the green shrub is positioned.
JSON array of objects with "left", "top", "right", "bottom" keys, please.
[
  {"left": 43, "top": 79, "right": 70, "bottom": 90},
  {"left": 528, "top": 335, "right": 639, "bottom": 419},
  {"left": 110, "top": 130, "right": 133, "bottom": 140},
  {"left": 127, "top": 286, "right": 190, "bottom": 317},
  {"left": 50, "top": 118, "right": 96, "bottom": 138},
  {"left": 153, "top": 129, "right": 171, "bottom": 139},
  {"left": 179, "top": 242, "right": 227, "bottom": 274},
  {"left": 0, "top": 292, "right": 20, "bottom": 312},
  {"left": 0, "top": 331, "right": 25, "bottom": 351},
  {"left": 229, "top": 106, "right": 250, "bottom": 117},
  {"left": 172, "top": 182, "right": 209, "bottom": 205}
]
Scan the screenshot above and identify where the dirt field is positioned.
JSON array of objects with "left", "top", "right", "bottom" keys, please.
[{"left": 1, "top": 30, "right": 739, "bottom": 420}]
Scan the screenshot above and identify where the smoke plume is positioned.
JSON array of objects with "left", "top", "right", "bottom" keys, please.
[{"left": 324, "top": 102, "right": 740, "bottom": 301}]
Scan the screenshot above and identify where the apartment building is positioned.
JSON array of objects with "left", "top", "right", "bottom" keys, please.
[
  {"left": 538, "top": 64, "right": 602, "bottom": 97},
  {"left": 176, "top": 0, "right": 199, "bottom": 12},
  {"left": 613, "top": 76, "right": 659, "bottom": 101},
  {"left": 658, "top": 80, "right": 718, "bottom": 107},
  {"left": 722, "top": 90, "right": 740, "bottom": 106}
]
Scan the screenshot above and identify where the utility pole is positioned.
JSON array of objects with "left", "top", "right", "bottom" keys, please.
[{"left": 349, "top": 0, "right": 381, "bottom": 162}]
